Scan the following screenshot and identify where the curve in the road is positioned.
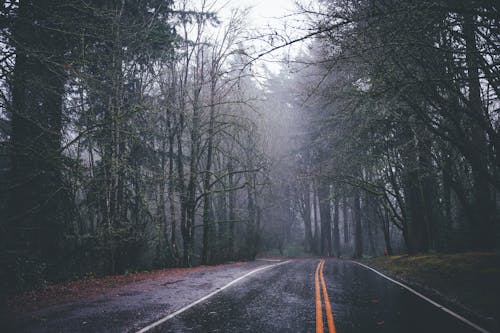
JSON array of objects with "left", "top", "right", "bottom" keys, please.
[{"left": 135, "top": 260, "right": 291, "bottom": 333}]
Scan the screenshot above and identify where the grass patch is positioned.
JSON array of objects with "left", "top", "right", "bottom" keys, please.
[{"left": 362, "top": 252, "right": 500, "bottom": 327}]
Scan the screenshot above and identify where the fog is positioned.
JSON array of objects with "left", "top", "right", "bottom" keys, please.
[{"left": 1, "top": 0, "right": 498, "bottom": 295}]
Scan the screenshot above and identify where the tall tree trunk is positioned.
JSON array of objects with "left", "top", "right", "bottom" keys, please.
[
  {"left": 7, "top": 0, "right": 68, "bottom": 284},
  {"left": 246, "top": 179, "right": 257, "bottom": 260},
  {"left": 318, "top": 183, "right": 332, "bottom": 256},
  {"left": 441, "top": 149, "right": 453, "bottom": 251},
  {"left": 342, "top": 197, "right": 349, "bottom": 247},
  {"left": 379, "top": 206, "right": 393, "bottom": 255},
  {"left": 157, "top": 140, "right": 168, "bottom": 264},
  {"left": 183, "top": 47, "right": 204, "bottom": 267},
  {"left": 184, "top": 123, "right": 199, "bottom": 266},
  {"left": 463, "top": 13, "right": 495, "bottom": 250},
  {"left": 227, "top": 161, "right": 236, "bottom": 259},
  {"left": 176, "top": 99, "right": 189, "bottom": 267},
  {"left": 401, "top": 122, "right": 429, "bottom": 254},
  {"left": 216, "top": 169, "right": 228, "bottom": 263},
  {"left": 353, "top": 188, "right": 363, "bottom": 259},
  {"left": 365, "top": 195, "right": 376, "bottom": 256},
  {"left": 202, "top": 79, "right": 216, "bottom": 264},
  {"left": 167, "top": 106, "right": 178, "bottom": 261},
  {"left": 332, "top": 196, "right": 341, "bottom": 257},
  {"left": 313, "top": 184, "right": 320, "bottom": 254},
  {"left": 416, "top": 128, "right": 437, "bottom": 251},
  {"left": 302, "top": 184, "right": 314, "bottom": 253},
  {"left": 403, "top": 168, "right": 428, "bottom": 254},
  {"left": 386, "top": 157, "right": 414, "bottom": 254}
]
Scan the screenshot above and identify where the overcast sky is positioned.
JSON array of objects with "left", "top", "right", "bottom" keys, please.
[
  {"left": 218, "top": 0, "right": 302, "bottom": 73},
  {"left": 224, "top": 0, "right": 297, "bottom": 26},
  {"left": 174, "top": 0, "right": 308, "bottom": 74}
]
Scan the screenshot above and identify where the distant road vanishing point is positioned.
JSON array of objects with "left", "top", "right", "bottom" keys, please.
[{"left": 12, "top": 259, "right": 489, "bottom": 333}]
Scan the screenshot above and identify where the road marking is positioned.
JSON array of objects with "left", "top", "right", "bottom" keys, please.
[
  {"left": 135, "top": 260, "right": 291, "bottom": 333},
  {"left": 319, "top": 260, "right": 337, "bottom": 333},
  {"left": 353, "top": 261, "right": 492, "bottom": 333},
  {"left": 315, "top": 259, "right": 324, "bottom": 333}
]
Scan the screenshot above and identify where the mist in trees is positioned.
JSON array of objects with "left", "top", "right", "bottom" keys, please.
[
  {"left": 0, "top": 0, "right": 271, "bottom": 293},
  {"left": 287, "top": 0, "right": 500, "bottom": 258},
  {"left": 0, "top": 0, "right": 499, "bottom": 298}
]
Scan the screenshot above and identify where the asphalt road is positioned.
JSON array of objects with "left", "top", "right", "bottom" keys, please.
[
  {"left": 11, "top": 259, "right": 487, "bottom": 333},
  {"left": 157, "top": 259, "right": 479, "bottom": 333}
]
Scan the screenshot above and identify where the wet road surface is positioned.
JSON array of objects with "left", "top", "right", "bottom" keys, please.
[
  {"left": 157, "top": 259, "right": 480, "bottom": 333},
  {"left": 10, "top": 261, "right": 274, "bottom": 333},
  {"left": 11, "top": 259, "right": 487, "bottom": 332}
]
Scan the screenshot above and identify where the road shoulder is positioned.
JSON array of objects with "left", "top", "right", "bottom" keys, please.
[{"left": 360, "top": 253, "right": 500, "bottom": 332}]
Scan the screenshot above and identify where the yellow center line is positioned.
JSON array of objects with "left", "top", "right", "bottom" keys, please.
[
  {"left": 320, "top": 259, "right": 337, "bottom": 333},
  {"left": 315, "top": 259, "right": 324, "bottom": 333}
]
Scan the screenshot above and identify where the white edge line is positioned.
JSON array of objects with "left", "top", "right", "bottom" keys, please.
[
  {"left": 352, "top": 261, "right": 491, "bottom": 333},
  {"left": 135, "top": 260, "right": 291, "bottom": 333}
]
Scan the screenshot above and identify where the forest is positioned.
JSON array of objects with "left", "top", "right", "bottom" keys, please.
[{"left": 0, "top": 0, "right": 498, "bottom": 297}]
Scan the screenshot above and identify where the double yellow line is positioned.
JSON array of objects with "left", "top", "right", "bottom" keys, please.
[{"left": 315, "top": 259, "right": 336, "bottom": 333}]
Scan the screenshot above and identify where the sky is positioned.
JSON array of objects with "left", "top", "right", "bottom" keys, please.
[
  {"left": 218, "top": 0, "right": 303, "bottom": 73},
  {"left": 223, "top": 0, "right": 297, "bottom": 26}
]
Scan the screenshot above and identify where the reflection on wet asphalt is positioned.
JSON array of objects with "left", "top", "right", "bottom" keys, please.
[
  {"left": 159, "top": 259, "right": 476, "bottom": 333},
  {"left": 161, "top": 259, "right": 315, "bottom": 333},
  {"left": 325, "top": 260, "right": 473, "bottom": 333}
]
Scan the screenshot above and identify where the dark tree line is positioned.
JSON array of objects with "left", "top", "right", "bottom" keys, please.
[
  {"left": 0, "top": 0, "right": 498, "bottom": 305},
  {"left": 0, "top": 0, "right": 269, "bottom": 297},
  {"left": 287, "top": 0, "right": 499, "bottom": 258}
]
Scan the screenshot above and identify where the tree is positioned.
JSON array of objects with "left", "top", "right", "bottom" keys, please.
[
  {"left": 290, "top": 0, "right": 499, "bottom": 255},
  {"left": 6, "top": 0, "right": 74, "bottom": 287}
]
